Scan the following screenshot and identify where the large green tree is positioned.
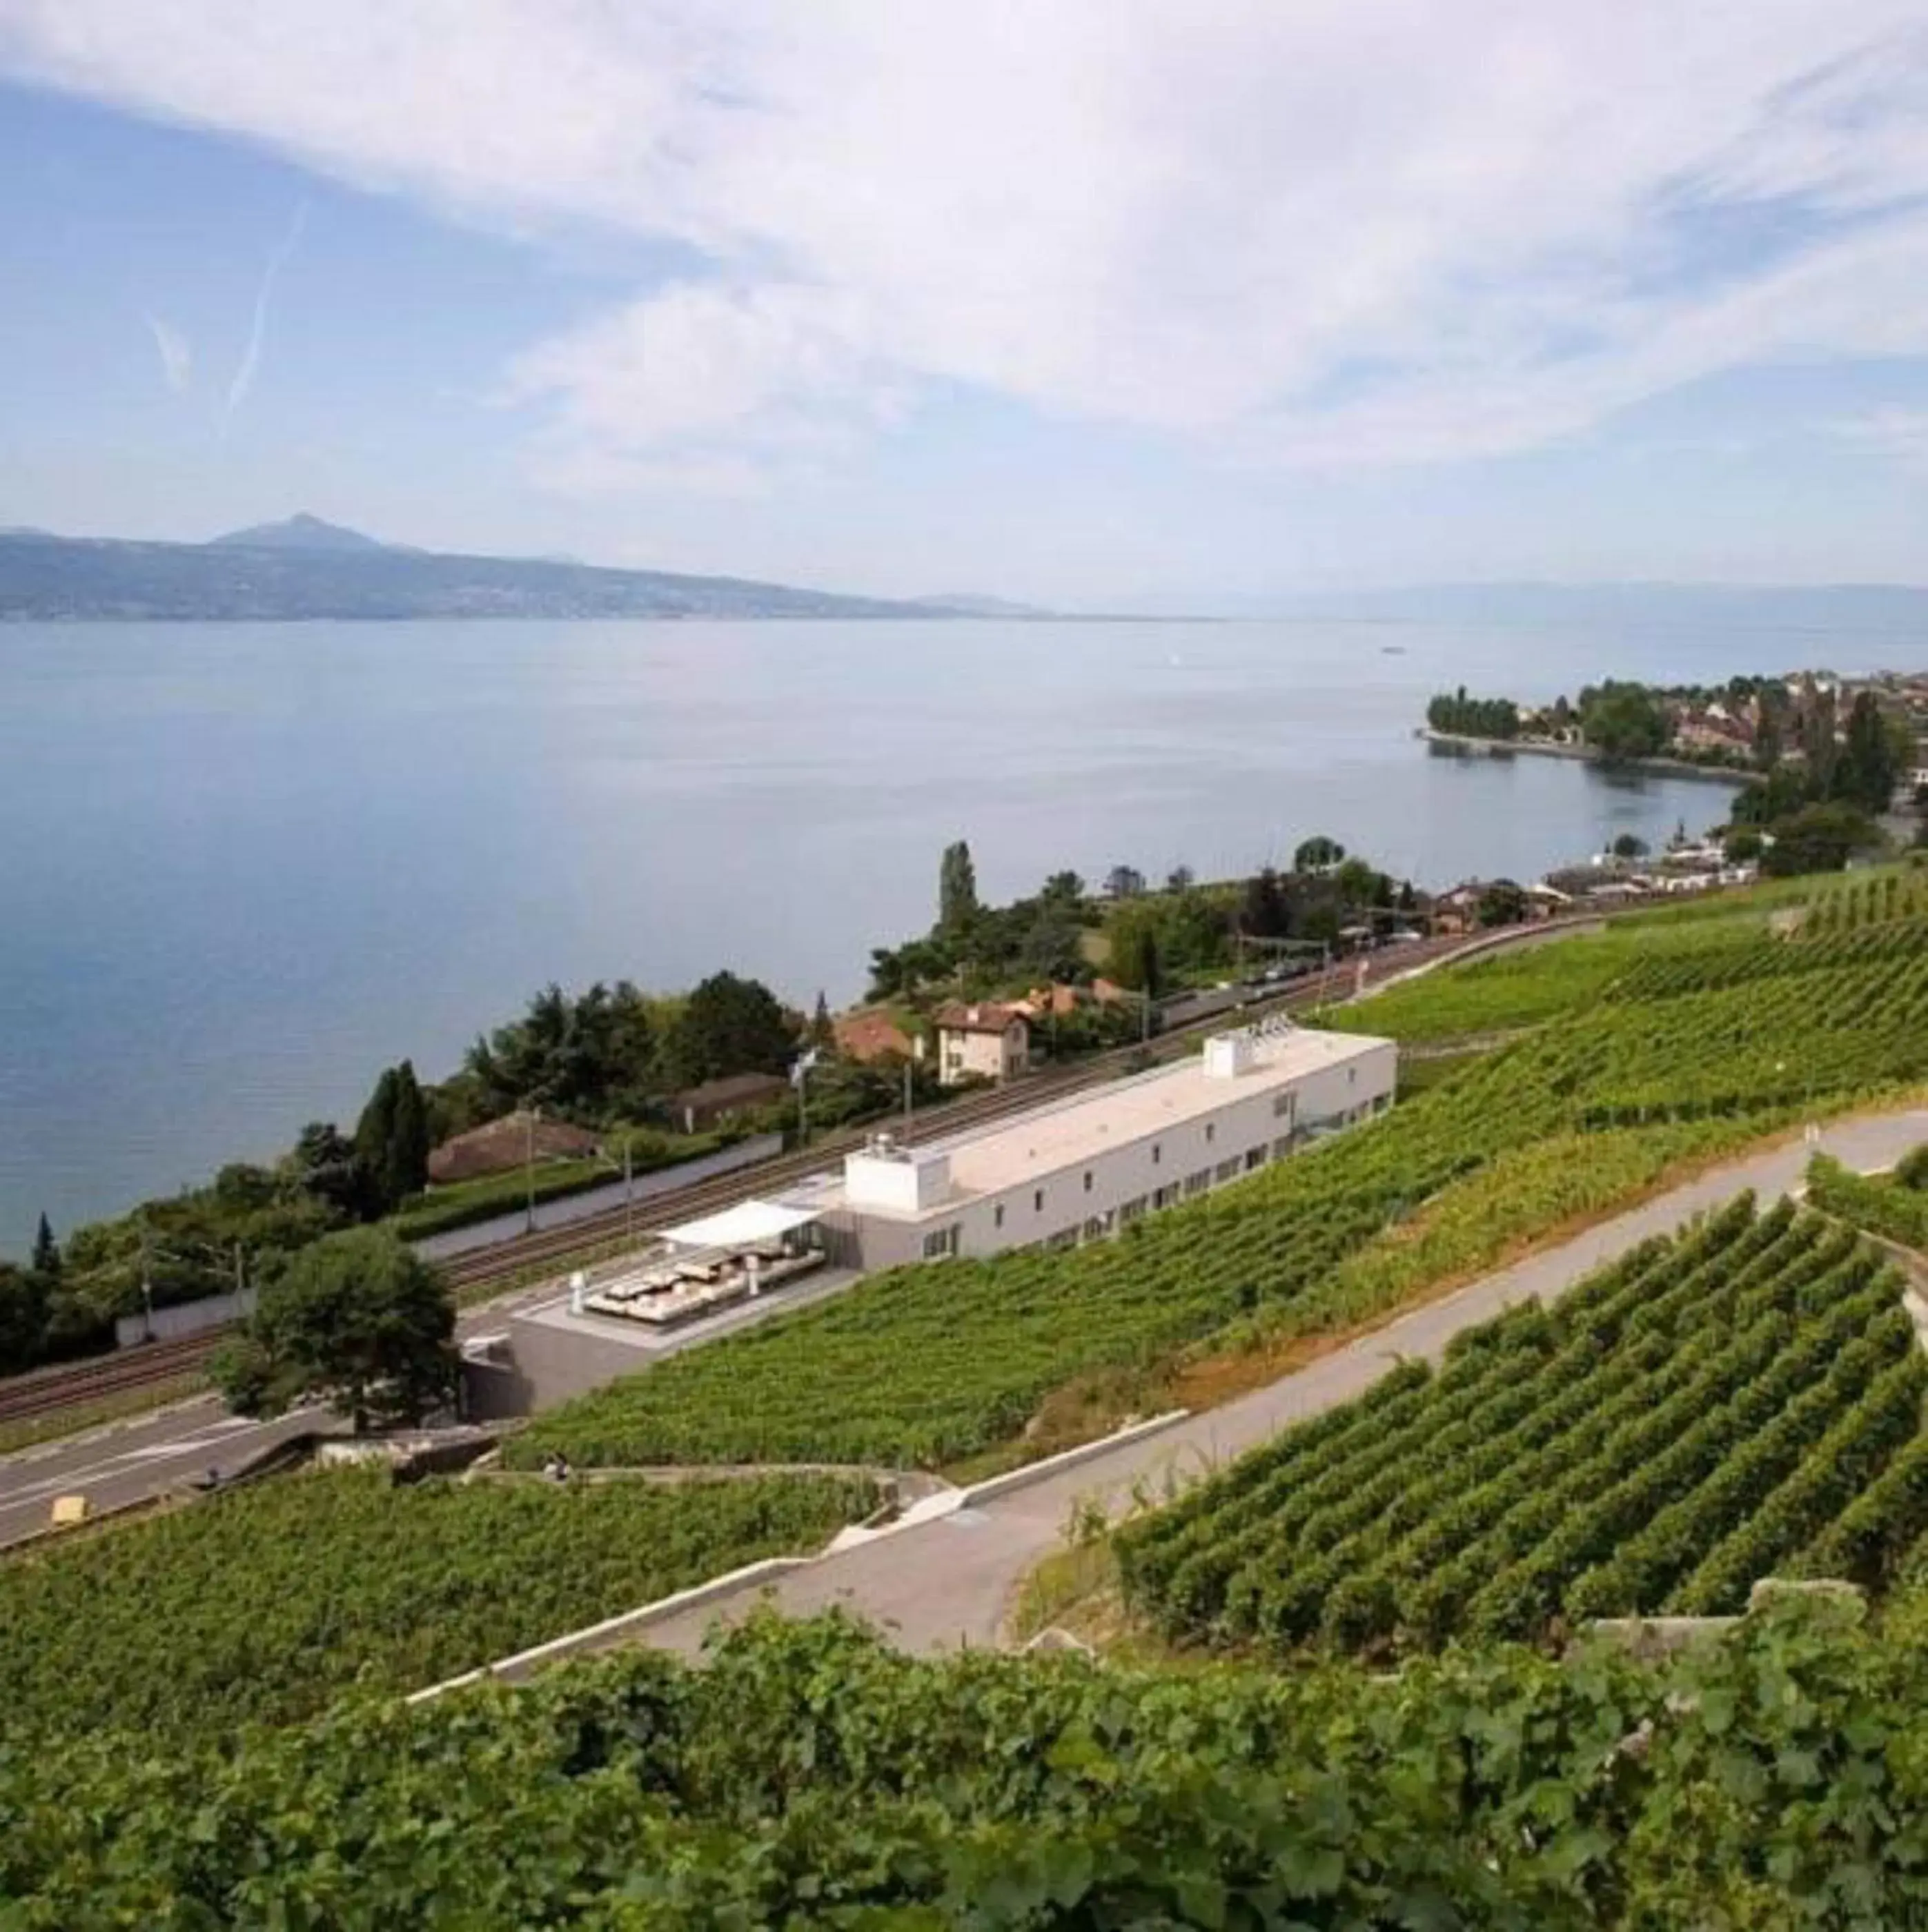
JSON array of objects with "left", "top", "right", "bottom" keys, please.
[
  {"left": 1292, "top": 835, "right": 1346, "bottom": 873},
  {"left": 666, "top": 972, "right": 796, "bottom": 1087},
  {"left": 213, "top": 1228, "right": 457, "bottom": 1434},
  {"left": 1578, "top": 682, "right": 1669, "bottom": 761},
  {"left": 1760, "top": 802, "right": 1879, "bottom": 878}
]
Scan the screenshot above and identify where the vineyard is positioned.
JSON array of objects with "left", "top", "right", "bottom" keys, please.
[
  {"left": 516, "top": 879, "right": 1928, "bottom": 1472},
  {"left": 1807, "top": 1147, "right": 1928, "bottom": 1252},
  {"left": 6, "top": 1604, "right": 1928, "bottom": 1926},
  {"left": 0, "top": 1468, "right": 871, "bottom": 1746},
  {"left": 1116, "top": 1199, "right": 1928, "bottom": 1655}
]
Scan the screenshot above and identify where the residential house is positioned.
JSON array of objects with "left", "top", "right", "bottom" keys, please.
[
  {"left": 428, "top": 1110, "right": 602, "bottom": 1186},
  {"left": 932, "top": 1002, "right": 1031, "bottom": 1086},
  {"left": 669, "top": 1071, "right": 789, "bottom": 1134}
]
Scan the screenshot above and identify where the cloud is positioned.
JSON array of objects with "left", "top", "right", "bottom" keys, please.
[
  {"left": 143, "top": 312, "right": 190, "bottom": 393},
  {"left": 1831, "top": 408, "right": 1928, "bottom": 475},
  {"left": 6, "top": 3, "right": 1928, "bottom": 479},
  {"left": 222, "top": 200, "right": 306, "bottom": 435}
]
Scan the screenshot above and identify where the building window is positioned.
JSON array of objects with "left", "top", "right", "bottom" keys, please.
[
  {"left": 1083, "top": 1170, "right": 1093, "bottom": 1193},
  {"left": 1273, "top": 1135, "right": 1295, "bottom": 1161},
  {"left": 1034, "top": 1188, "right": 1045, "bottom": 1213},
  {"left": 1348, "top": 1066, "right": 1357, "bottom": 1085},
  {"left": 1119, "top": 1195, "right": 1149, "bottom": 1226},
  {"left": 1272, "top": 1092, "right": 1295, "bottom": 1119},
  {"left": 1184, "top": 1168, "right": 1211, "bottom": 1197},
  {"left": 1374, "top": 1092, "right": 1392, "bottom": 1115},
  {"left": 1245, "top": 1146, "right": 1266, "bottom": 1171},
  {"left": 994, "top": 1203, "right": 1005, "bottom": 1230},
  {"left": 922, "top": 1225, "right": 960, "bottom": 1260},
  {"left": 1153, "top": 1183, "right": 1181, "bottom": 1210},
  {"left": 1046, "top": 1226, "right": 1078, "bottom": 1251},
  {"left": 1152, "top": 1143, "right": 1161, "bottom": 1165},
  {"left": 1215, "top": 1156, "right": 1241, "bottom": 1184},
  {"left": 1083, "top": 1213, "right": 1113, "bottom": 1242},
  {"left": 1205, "top": 1123, "right": 1216, "bottom": 1144}
]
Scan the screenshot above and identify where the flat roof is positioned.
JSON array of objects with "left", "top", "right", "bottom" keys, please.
[
  {"left": 658, "top": 1200, "right": 820, "bottom": 1249},
  {"left": 816, "top": 1026, "right": 1390, "bottom": 1219}
]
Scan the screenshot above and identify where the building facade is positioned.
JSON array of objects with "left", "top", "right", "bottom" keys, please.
[
  {"left": 802, "top": 1023, "right": 1395, "bottom": 1272},
  {"left": 933, "top": 1003, "right": 1031, "bottom": 1085}
]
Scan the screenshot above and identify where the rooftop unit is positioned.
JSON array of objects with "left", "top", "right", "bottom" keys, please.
[{"left": 843, "top": 1131, "right": 953, "bottom": 1213}]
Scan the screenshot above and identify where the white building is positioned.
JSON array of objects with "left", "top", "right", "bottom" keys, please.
[{"left": 799, "top": 1022, "right": 1395, "bottom": 1272}]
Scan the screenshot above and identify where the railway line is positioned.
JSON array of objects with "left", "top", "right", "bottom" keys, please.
[{"left": 0, "top": 919, "right": 1582, "bottom": 1429}]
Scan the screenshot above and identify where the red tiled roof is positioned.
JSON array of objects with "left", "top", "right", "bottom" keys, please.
[{"left": 933, "top": 1001, "right": 1027, "bottom": 1036}]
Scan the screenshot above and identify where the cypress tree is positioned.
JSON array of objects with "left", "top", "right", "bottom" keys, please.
[
  {"left": 30, "top": 1213, "right": 59, "bottom": 1279},
  {"left": 388, "top": 1061, "right": 431, "bottom": 1203},
  {"left": 354, "top": 1067, "right": 401, "bottom": 1214}
]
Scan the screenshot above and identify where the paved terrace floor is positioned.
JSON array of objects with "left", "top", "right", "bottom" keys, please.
[{"left": 630, "top": 1105, "right": 1928, "bottom": 1660}]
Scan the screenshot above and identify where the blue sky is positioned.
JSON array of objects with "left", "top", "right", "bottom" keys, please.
[{"left": 2, "top": 4, "right": 1928, "bottom": 606}]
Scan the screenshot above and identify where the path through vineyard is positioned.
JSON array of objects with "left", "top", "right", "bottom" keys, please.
[{"left": 631, "top": 1103, "right": 1928, "bottom": 1659}]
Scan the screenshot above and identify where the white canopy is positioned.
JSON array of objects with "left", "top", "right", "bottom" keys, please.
[{"left": 658, "top": 1199, "right": 820, "bottom": 1251}]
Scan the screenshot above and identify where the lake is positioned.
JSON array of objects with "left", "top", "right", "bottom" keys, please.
[{"left": 0, "top": 615, "right": 1775, "bottom": 1244}]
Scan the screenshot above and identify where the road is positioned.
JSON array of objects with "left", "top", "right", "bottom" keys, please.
[
  {"left": 0, "top": 1401, "right": 321, "bottom": 1548},
  {"left": 627, "top": 1105, "right": 1928, "bottom": 1659}
]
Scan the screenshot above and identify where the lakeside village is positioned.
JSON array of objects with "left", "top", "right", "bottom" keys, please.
[{"left": 8, "top": 660, "right": 1922, "bottom": 1381}]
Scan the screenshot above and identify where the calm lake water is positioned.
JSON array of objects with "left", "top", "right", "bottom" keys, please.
[{"left": 0, "top": 615, "right": 1778, "bottom": 1244}]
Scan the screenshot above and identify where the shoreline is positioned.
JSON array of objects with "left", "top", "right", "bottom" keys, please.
[{"left": 1417, "top": 727, "right": 1751, "bottom": 788}]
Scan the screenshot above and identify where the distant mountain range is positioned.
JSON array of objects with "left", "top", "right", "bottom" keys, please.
[{"left": 0, "top": 515, "right": 1030, "bottom": 622}]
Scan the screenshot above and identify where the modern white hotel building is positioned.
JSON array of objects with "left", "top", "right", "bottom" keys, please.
[{"left": 798, "top": 1022, "right": 1395, "bottom": 1272}]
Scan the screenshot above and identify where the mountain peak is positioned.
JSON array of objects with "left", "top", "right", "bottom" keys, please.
[{"left": 208, "top": 513, "right": 388, "bottom": 554}]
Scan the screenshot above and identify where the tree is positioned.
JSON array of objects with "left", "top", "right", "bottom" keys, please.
[
  {"left": 352, "top": 1063, "right": 430, "bottom": 1215},
  {"left": 937, "top": 840, "right": 978, "bottom": 936},
  {"left": 1578, "top": 682, "right": 1669, "bottom": 762},
  {"left": 1333, "top": 858, "right": 1378, "bottom": 907},
  {"left": 1723, "top": 827, "right": 1764, "bottom": 864},
  {"left": 388, "top": 1062, "right": 430, "bottom": 1203},
  {"left": 1833, "top": 692, "right": 1900, "bottom": 814},
  {"left": 1039, "top": 870, "right": 1085, "bottom": 904},
  {"left": 30, "top": 1214, "right": 59, "bottom": 1279},
  {"left": 292, "top": 1122, "right": 367, "bottom": 1220},
  {"left": 0, "top": 1262, "right": 49, "bottom": 1375},
  {"left": 1165, "top": 865, "right": 1195, "bottom": 892},
  {"left": 666, "top": 972, "right": 796, "bottom": 1087},
  {"left": 353, "top": 1067, "right": 401, "bottom": 1213},
  {"left": 1292, "top": 835, "right": 1345, "bottom": 874},
  {"left": 213, "top": 1228, "right": 457, "bottom": 1434},
  {"left": 1108, "top": 912, "right": 1165, "bottom": 996},
  {"left": 1759, "top": 802, "right": 1879, "bottom": 878},
  {"left": 1476, "top": 879, "right": 1528, "bottom": 927},
  {"left": 1611, "top": 834, "right": 1649, "bottom": 860},
  {"left": 809, "top": 992, "right": 835, "bottom": 1049},
  {"left": 1241, "top": 867, "right": 1290, "bottom": 939},
  {"left": 1104, "top": 864, "right": 1146, "bottom": 899}
]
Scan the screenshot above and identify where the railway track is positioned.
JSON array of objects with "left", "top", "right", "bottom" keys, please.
[
  {"left": 0, "top": 916, "right": 1594, "bottom": 1426},
  {"left": 0, "top": 1332, "right": 219, "bottom": 1425}
]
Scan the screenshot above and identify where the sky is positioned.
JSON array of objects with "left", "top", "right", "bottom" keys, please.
[{"left": 2, "top": 3, "right": 1928, "bottom": 607}]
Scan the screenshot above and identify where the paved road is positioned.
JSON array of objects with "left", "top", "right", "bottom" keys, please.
[
  {"left": 631, "top": 1105, "right": 1928, "bottom": 1659},
  {"left": 0, "top": 1401, "right": 321, "bottom": 1547}
]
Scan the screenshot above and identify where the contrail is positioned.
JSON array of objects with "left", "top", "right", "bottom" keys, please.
[
  {"left": 222, "top": 202, "right": 308, "bottom": 436},
  {"left": 144, "top": 313, "right": 191, "bottom": 393}
]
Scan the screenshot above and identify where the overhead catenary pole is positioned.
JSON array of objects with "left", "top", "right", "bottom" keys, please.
[
  {"left": 623, "top": 1138, "right": 635, "bottom": 1243},
  {"left": 523, "top": 1105, "right": 537, "bottom": 1235}
]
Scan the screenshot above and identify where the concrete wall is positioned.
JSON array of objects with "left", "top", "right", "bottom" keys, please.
[
  {"left": 116, "top": 1285, "right": 256, "bottom": 1350},
  {"left": 837, "top": 1039, "right": 1397, "bottom": 1272}
]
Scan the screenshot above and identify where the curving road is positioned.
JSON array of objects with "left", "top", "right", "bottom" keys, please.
[{"left": 626, "top": 1104, "right": 1928, "bottom": 1659}]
